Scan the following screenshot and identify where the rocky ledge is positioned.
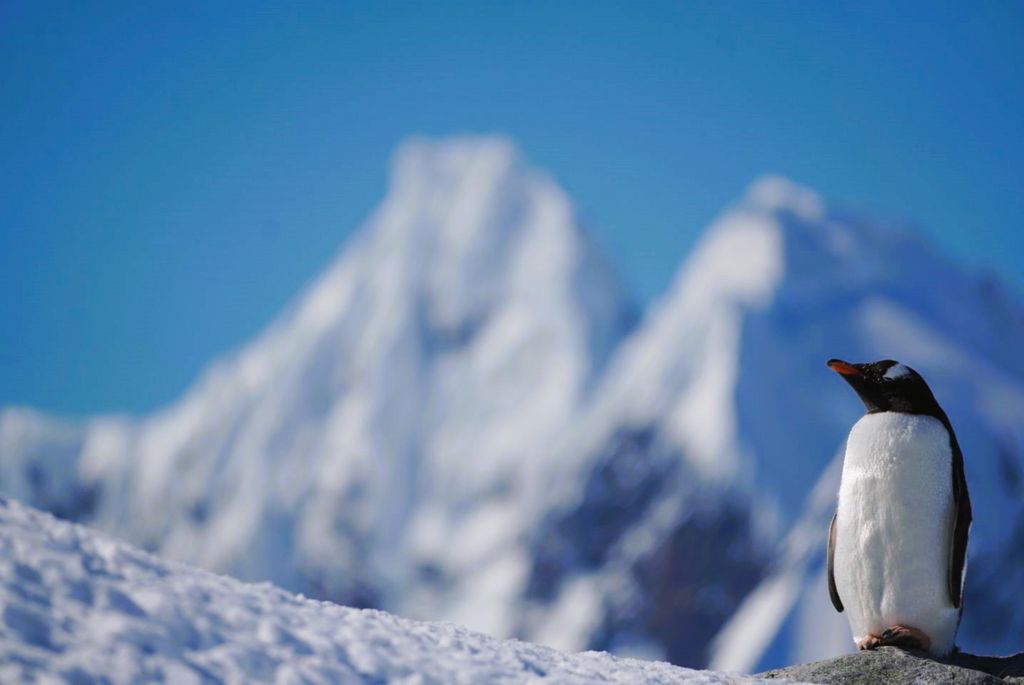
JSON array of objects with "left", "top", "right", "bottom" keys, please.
[{"left": 758, "top": 646, "right": 1024, "bottom": 685}]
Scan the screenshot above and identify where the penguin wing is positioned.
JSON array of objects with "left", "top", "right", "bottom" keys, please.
[
  {"left": 949, "top": 434, "right": 972, "bottom": 608},
  {"left": 827, "top": 511, "right": 843, "bottom": 612}
]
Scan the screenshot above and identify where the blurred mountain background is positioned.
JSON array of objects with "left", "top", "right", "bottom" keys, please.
[{"left": 2, "top": 1, "right": 1023, "bottom": 674}]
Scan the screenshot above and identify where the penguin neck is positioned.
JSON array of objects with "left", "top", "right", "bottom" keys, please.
[
  {"left": 864, "top": 404, "right": 953, "bottom": 436},
  {"left": 845, "top": 412, "right": 953, "bottom": 473},
  {"left": 852, "top": 383, "right": 946, "bottom": 421}
]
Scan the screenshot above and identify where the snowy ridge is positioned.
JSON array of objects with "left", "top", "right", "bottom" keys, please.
[
  {"left": 0, "top": 496, "right": 786, "bottom": 684},
  {"left": 508, "top": 179, "right": 816, "bottom": 666}
]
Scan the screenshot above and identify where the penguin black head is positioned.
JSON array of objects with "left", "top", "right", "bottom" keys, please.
[{"left": 827, "top": 358, "right": 944, "bottom": 417}]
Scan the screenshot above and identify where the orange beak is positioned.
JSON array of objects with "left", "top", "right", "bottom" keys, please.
[{"left": 827, "top": 359, "right": 860, "bottom": 376}]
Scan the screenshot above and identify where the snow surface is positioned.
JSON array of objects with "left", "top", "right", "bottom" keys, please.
[
  {"left": 3, "top": 136, "right": 1024, "bottom": 671},
  {"left": 0, "top": 496, "right": 786, "bottom": 685}
]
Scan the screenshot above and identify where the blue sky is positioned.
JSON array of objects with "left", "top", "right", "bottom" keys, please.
[{"left": 2, "top": 1, "right": 1022, "bottom": 415}]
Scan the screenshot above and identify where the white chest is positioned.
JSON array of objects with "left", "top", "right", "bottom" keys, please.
[{"left": 834, "top": 412, "right": 959, "bottom": 654}]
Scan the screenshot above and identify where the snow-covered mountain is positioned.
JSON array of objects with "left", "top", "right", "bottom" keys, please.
[
  {"left": 0, "top": 136, "right": 638, "bottom": 628},
  {"left": 0, "top": 495, "right": 789, "bottom": 684},
  {"left": 2, "top": 136, "right": 1024, "bottom": 672}
]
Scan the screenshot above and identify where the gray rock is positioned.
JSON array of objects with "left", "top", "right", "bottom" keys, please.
[{"left": 758, "top": 646, "right": 1024, "bottom": 685}]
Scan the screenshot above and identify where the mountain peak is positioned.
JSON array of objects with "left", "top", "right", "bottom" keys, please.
[
  {"left": 741, "top": 175, "right": 825, "bottom": 222},
  {"left": 389, "top": 135, "right": 522, "bottom": 191}
]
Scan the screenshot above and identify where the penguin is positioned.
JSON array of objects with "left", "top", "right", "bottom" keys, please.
[{"left": 826, "top": 358, "right": 971, "bottom": 656}]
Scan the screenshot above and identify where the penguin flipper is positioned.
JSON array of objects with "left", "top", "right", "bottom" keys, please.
[
  {"left": 827, "top": 511, "right": 844, "bottom": 613},
  {"left": 948, "top": 436, "right": 972, "bottom": 608}
]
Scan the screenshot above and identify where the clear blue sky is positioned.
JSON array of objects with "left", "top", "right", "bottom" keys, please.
[{"left": 2, "top": 1, "right": 1022, "bottom": 416}]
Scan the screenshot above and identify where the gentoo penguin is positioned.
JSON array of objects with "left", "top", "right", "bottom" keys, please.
[{"left": 826, "top": 358, "right": 971, "bottom": 656}]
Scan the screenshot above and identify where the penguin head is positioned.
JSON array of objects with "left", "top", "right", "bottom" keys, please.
[{"left": 827, "top": 358, "right": 942, "bottom": 415}]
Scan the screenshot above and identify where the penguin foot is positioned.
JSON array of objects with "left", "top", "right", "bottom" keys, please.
[
  {"left": 857, "top": 634, "right": 883, "bottom": 650},
  {"left": 858, "top": 625, "right": 932, "bottom": 652}
]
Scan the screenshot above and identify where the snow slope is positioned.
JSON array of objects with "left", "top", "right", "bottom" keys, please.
[{"left": 0, "top": 496, "right": 784, "bottom": 685}]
